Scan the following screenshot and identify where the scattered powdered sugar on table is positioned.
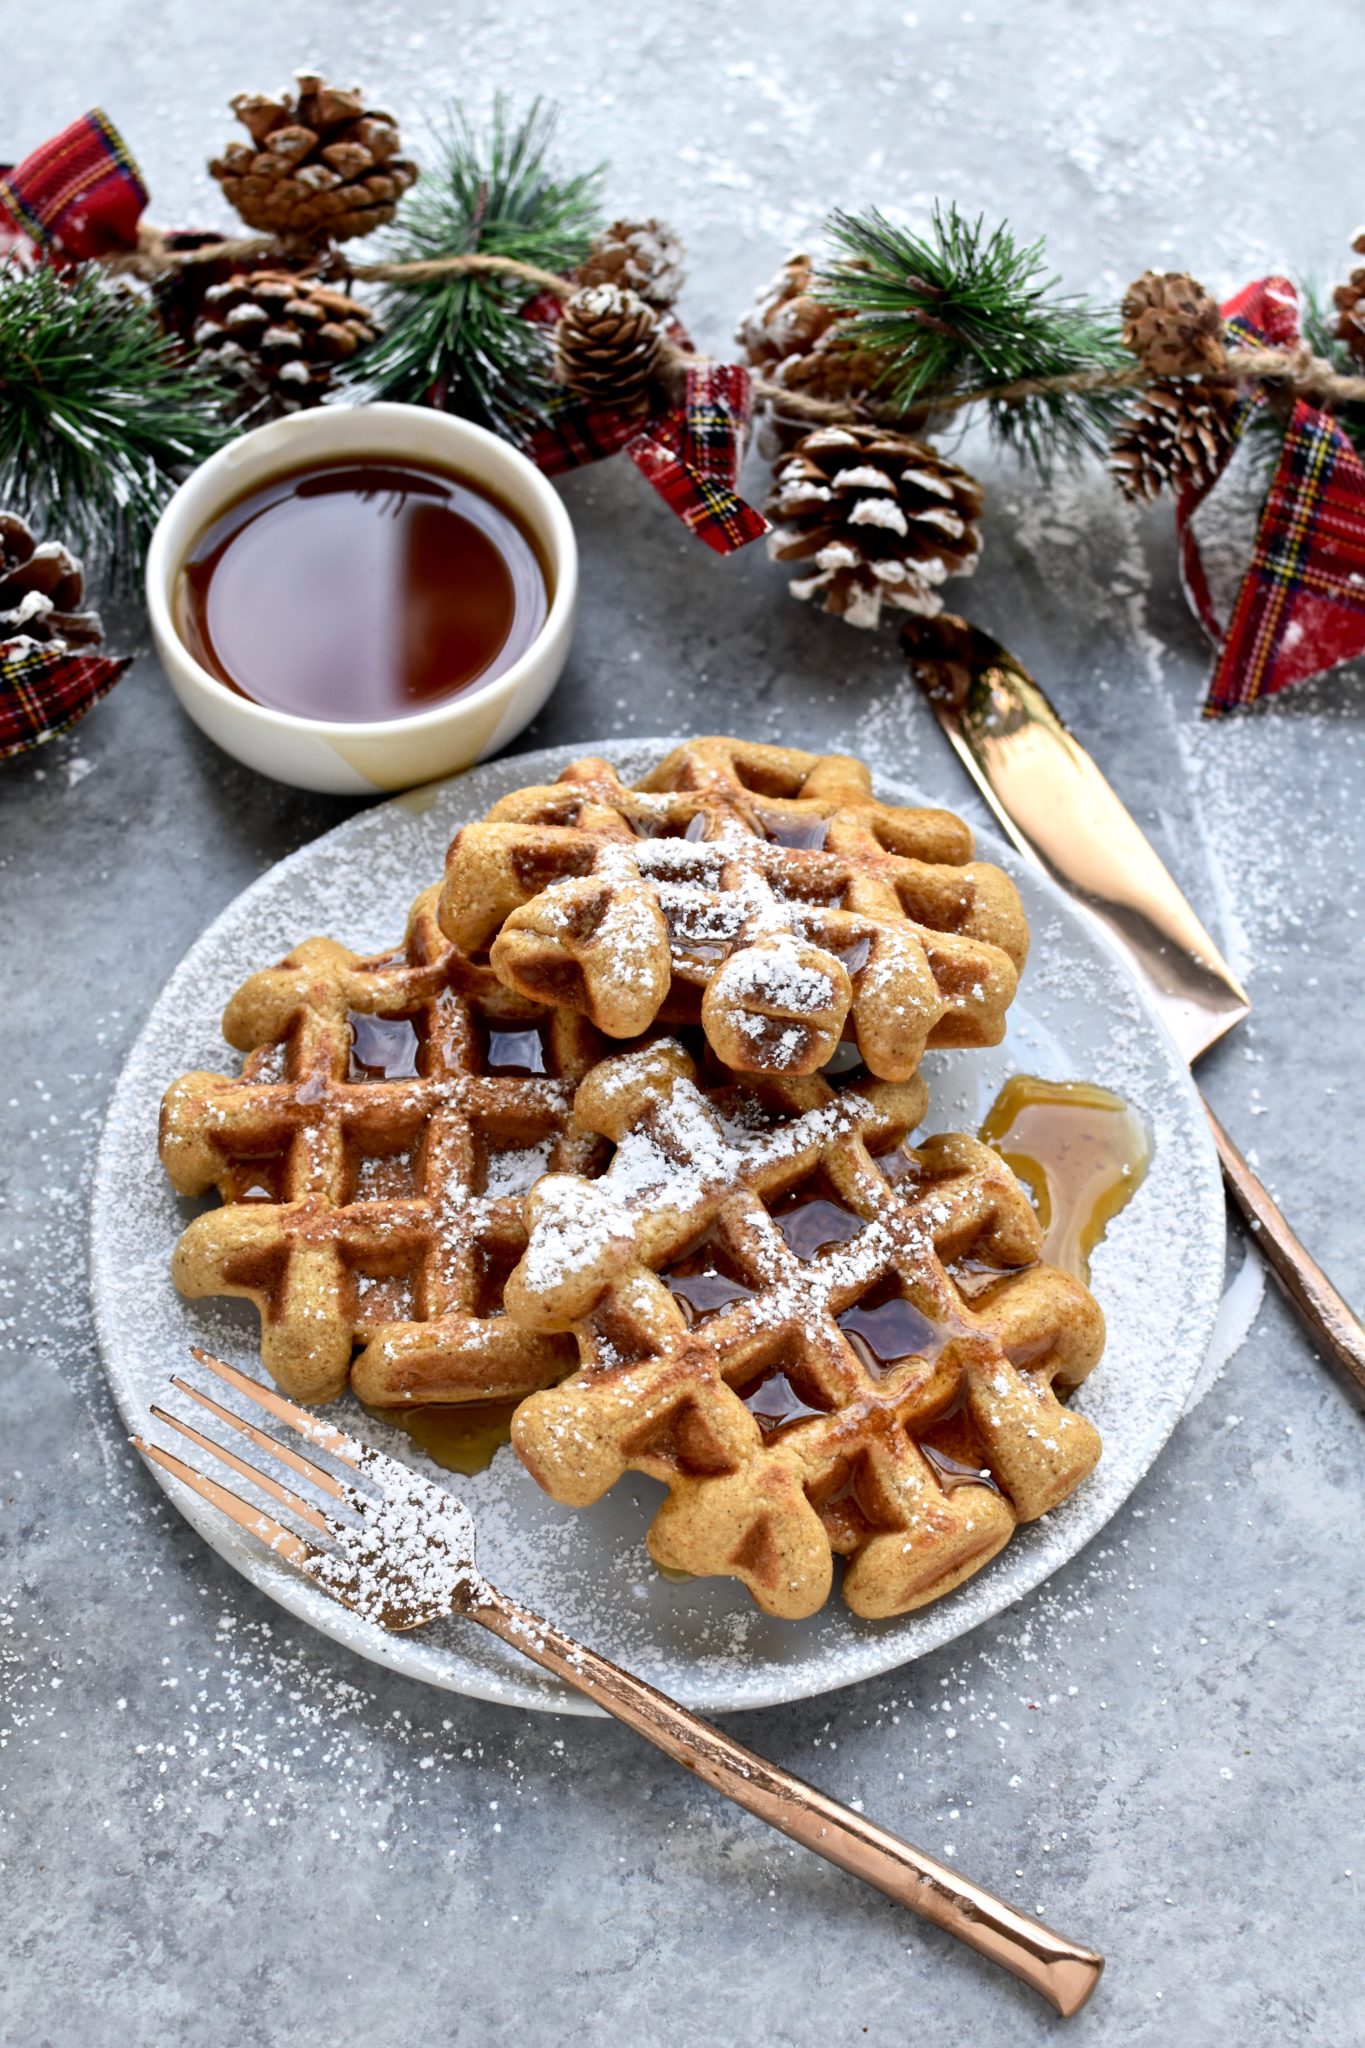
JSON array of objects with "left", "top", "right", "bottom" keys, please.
[{"left": 89, "top": 740, "right": 1227, "bottom": 1715}]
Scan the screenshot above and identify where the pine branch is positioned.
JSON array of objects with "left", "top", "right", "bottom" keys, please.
[
  {"left": 0, "top": 263, "right": 229, "bottom": 568},
  {"left": 815, "top": 204, "right": 1130, "bottom": 473},
  {"left": 353, "top": 97, "right": 603, "bottom": 439}
]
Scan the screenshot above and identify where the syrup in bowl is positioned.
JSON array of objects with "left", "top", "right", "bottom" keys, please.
[{"left": 174, "top": 456, "right": 549, "bottom": 723}]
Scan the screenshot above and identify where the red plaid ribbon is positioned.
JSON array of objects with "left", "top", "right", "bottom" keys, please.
[
  {"left": 0, "top": 109, "right": 146, "bottom": 260},
  {"left": 1176, "top": 277, "right": 1365, "bottom": 715},
  {"left": 0, "top": 642, "right": 131, "bottom": 762},
  {"left": 523, "top": 298, "right": 767, "bottom": 555},
  {"left": 625, "top": 363, "right": 768, "bottom": 555}
]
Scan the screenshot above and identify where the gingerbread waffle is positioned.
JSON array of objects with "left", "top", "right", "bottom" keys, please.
[
  {"left": 506, "top": 1040, "right": 1105, "bottom": 1620},
  {"left": 439, "top": 739, "right": 1028, "bottom": 1082},
  {"left": 159, "top": 885, "right": 606, "bottom": 1406}
]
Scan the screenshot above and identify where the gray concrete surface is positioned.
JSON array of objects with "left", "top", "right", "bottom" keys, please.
[{"left": 2, "top": 4, "right": 1362, "bottom": 2043}]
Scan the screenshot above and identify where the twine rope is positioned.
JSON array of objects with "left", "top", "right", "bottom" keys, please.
[{"left": 107, "top": 228, "right": 1365, "bottom": 418}]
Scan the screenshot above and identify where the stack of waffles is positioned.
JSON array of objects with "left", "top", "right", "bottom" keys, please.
[{"left": 160, "top": 739, "right": 1107, "bottom": 1621}]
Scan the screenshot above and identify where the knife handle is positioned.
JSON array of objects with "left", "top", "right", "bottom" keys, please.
[{"left": 1205, "top": 1101, "right": 1365, "bottom": 1397}]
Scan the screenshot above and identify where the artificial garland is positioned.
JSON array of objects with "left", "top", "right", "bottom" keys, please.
[{"left": 4, "top": 81, "right": 1365, "bottom": 759}]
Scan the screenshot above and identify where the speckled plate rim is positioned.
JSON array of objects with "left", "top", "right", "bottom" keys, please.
[{"left": 91, "top": 737, "right": 1225, "bottom": 1716}]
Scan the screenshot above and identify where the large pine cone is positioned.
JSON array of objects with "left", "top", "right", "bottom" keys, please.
[
  {"left": 0, "top": 513, "right": 102, "bottom": 650},
  {"left": 1110, "top": 380, "right": 1239, "bottom": 503},
  {"left": 767, "top": 425, "right": 983, "bottom": 631},
  {"left": 1332, "top": 232, "right": 1365, "bottom": 363},
  {"left": 209, "top": 70, "right": 417, "bottom": 245},
  {"left": 194, "top": 271, "right": 379, "bottom": 418},
  {"left": 576, "top": 219, "right": 685, "bottom": 310},
  {"left": 738, "top": 253, "right": 879, "bottom": 402},
  {"left": 555, "top": 284, "right": 664, "bottom": 415},
  {"left": 1120, "top": 271, "right": 1225, "bottom": 378}
]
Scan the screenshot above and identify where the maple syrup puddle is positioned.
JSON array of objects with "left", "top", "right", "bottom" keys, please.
[
  {"left": 663, "top": 1229, "right": 756, "bottom": 1323},
  {"left": 978, "top": 1074, "right": 1150, "bottom": 1284},
  {"left": 757, "top": 809, "right": 828, "bottom": 849},
  {"left": 485, "top": 1024, "right": 550, "bottom": 1075},
  {"left": 349, "top": 1011, "right": 420, "bottom": 1080},
  {"left": 362, "top": 1397, "right": 521, "bottom": 1476}
]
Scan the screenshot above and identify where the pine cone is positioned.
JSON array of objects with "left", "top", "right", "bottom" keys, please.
[
  {"left": 194, "top": 271, "right": 380, "bottom": 418},
  {"left": 1110, "top": 381, "right": 1239, "bottom": 503},
  {"left": 576, "top": 219, "right": 685, "bottom": 310},
  {"left": 737, "top": 253, "right": 879, "bottom": 401},
  {"left": 554, "top": 284, "right": 664, "bottom": 415},
  {"left": 1120, "top": 271, "right": 1225, "bottom": 378},
  {"left": 0, "top": 513, "right": 102, "bottom": 651},
  {"left": 1332, "top": 233, "right": 1365, "bottom": 363},
  {"left": 766, "top": 425, "right": 983, "bottom": 631},
  {"left": 209, "top": 70, "right": 417, "bottom": 245}
]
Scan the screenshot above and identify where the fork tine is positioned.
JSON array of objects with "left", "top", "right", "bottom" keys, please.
[
  {"left": 133, "top": 1436, "right": 326, "bottom": 1568},
  {"left": 169, "top": 1374, "right": 349, "bottom": 1501},
  {"left": 190, "top": 1347, "right": 368, "bottom": 1472},
  {"left": 149, "top": 1404, "right": 339, "bottom": 1539}
]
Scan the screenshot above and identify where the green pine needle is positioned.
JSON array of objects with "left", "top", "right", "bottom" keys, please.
[
  {"left": 356, "top": 97, "right": 604, "bottom": 440},
  {"left": 0, "top": 262, "right": 230, "bottom": 568},
  {"left": 816, "top": 204, "right": 1129, "bottom": 473}
]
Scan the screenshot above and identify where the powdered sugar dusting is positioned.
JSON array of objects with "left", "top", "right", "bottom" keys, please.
[
  {"left": 91, "top": 740, "right": 1225, "bottom": 1715},
  {"left": 300, "top": 1443, "right": 490, "bottom": 1625},
  {"left": 518, "top": 1053, "right": 878, "bottom": 1296}
]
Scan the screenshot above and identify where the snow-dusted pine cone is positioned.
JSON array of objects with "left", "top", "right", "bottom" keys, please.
[
  {"left": 738, "top": 252, "right": 879, "bottom": 401},
  {"left": 554, "top": 283, "right": 665, "bottom": 415},
  {"left": 0, "top": 512, "right": 102, "bottom": 651},
  {"left": 209, "top": 70, "right": 417, "bottom": 245},
  {"left": 767, "top": 425, "right": 984, "bottom": 631},
  {"left": 576, "top": 219, "right": 685, "bottom": 310},
  {"left": 1110, "top": 380, "right": 1239, "bottom": 502},
  {"left": 1120, "top": 271, "right": 1226, "bottom": 378},
  {"left": 193, "top": 271, "right": 379, "bottom": 418}
]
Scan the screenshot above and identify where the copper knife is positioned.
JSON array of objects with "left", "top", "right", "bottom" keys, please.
[{"left": 903, "top": 613, "right": 1365, "bottom": 1398}]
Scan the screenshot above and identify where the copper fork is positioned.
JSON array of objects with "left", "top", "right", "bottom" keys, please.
[{"left": 134, "top": 1348, "right": 1104, "bottom": 2019}]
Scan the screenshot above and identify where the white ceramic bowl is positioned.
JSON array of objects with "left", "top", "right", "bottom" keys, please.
[{"left": 146, "top": 403, "right": 578, "bottom": 794}]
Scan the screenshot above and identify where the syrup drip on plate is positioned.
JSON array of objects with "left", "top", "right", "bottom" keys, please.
[
  {"left": 362, "top": 1397, "right": 522, "bottom": 1477},
  {"left": 978, "top": 1074, "right": 1151, "bottom": 1284}
]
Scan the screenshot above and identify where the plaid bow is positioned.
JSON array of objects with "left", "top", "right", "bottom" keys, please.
[
  {"left": 522, "top": 298, "right": 768, "bottom": 555},
  {"left": 0, "top": 108, "right": 147, "bottom": 261},
  {"left": 0, "top": 642, "right": 131, "bottom": 762},
  {"left": 1176, "top": 276, "right": 1365, "bottom": 715}
]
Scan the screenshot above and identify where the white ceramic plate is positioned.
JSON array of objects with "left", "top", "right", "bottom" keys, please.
[{"left": 92, "top": 739, "right": 1225, "bottom": 1716}]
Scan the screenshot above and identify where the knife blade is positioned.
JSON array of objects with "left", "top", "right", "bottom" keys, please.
[{"left": 904, "top": 613, "right": 1365, "bottom": 1398}]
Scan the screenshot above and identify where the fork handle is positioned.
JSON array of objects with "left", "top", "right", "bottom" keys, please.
[
  {"left": 1206, "top": 1102, "right": 1365, "bottom": 1397},
  {"left": 471, "top": 1590, "right": 1102, "bottom": 2017}
]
